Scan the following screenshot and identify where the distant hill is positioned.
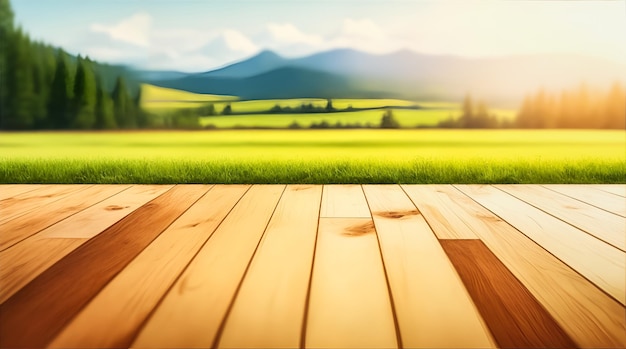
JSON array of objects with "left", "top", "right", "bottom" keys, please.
[
  {"left": 145, "top": 48, "right": 626, "bottom": 104},
  {"left": 153, "top": 66, "right": 385, "bottom": 100}
]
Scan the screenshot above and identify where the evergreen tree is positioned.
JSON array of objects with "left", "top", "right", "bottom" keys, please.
[
  {"left": 380, "top": 109, "right": 400, "bottom": 128},
  {"left": 4, "top": 28, "right": 37, "bottom": 129},
  {"left": 95, "top": 81, "right": 117, "bottom": 129},
  {"left": 72, "top": 57, "right": 97, "bottom": 128},
  {"left": 460, "top": 94, "right": 474, "bottom": 127},
  {"left": 48, "top": 51, "right": 73, "bottom": 128},
  {"left": 605, "top": 82, "right": 625, "bottom": 129},
  {"left": 325, "top": 98, "right": 334, "bottom": 112},
  {"left": 0, "top": 0, "right": 15, "bottom": 123},
  {"left": 112, "top": 76, "right": 129, "bottom": 128}
]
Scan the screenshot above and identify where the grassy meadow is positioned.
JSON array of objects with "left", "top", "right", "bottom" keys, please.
[
  {"left": 140, "top": 84, "right": 516, "bottom": 128},
  {"left": 1, "top": 130, "right": 624, "bottom": 184}
]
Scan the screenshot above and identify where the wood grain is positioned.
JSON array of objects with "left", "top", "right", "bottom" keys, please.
[
  {"left": 321, "top": 184, "right": 370, "bottom": 217},
  {"left": 49, "top": 185, "right": 252, "bottom": 348},
  {"left": 0, "top": 185, "right": 128, "bottom": 251},
  {"left": 218, "top": 185, "right": 322, "bottom": 349},
  {"left": 0, "top": 185, "right": 90, "bottom": 225},
  {"left": 305, "top": 218, "right": 397, "bottom": 349},
  {"left": 544, "top": 184, "right": 626, "bottom": 217},
  {"left": 441, "top": 239, "right": 576, "bottom": 349},
  {"left": 404, "top": 185, "right": 626, "bottom": 348},
  {"left": 0, "top": 184, "right": 42, "bottom": 200},
  {"left": 458, "top": 184, "right": 625, "bottom": 305},
  {"left": 401, "top": 185, "right": 479, "bottom": 239},
  {"left": 131, "top": 185, "right": 285, "bottom": 348},
  {"left": 363, "top": 185, "right": 495, "bottom": 348},
  {"left": 497, "top": 184, "right": 625, "bottom": 251},
  {"left": 0, "top": 185, "right": 206, "bottom": 348},
  {"left": 0, "top": 185, "right": 172, "bottom": 304},
  {"left": 591, "top": 184, "right": 625, "bottom": 197}
]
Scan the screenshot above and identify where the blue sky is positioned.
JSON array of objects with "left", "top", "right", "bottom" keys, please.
[{"left": 11, "top": 0, "right": 626, "bottom": 72}]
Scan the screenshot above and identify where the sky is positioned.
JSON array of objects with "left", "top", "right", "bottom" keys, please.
[{"left": 11, "top": 0, "right": 626, "bottom": 72}]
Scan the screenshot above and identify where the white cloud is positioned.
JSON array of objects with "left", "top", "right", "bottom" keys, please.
[
  {"left": 222, "top": 29, "right": 258, "bottom": 54},
  {"left": 267, "top": 23, "right": 324, "bottom": 47},
  {"left": 90, "top": 13, "right": 152, "bottom": 47},
  {"left": 340, "top": 18, "right": 385, "bottom": 41}
]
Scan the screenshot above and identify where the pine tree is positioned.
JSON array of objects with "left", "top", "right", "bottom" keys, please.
[
  {"left": 380, "top": 109, "right": 400, "bottom": 128},
  {"left": 460, "top": 94, "right": 474, "bottom": 128},
  {"left": 112, "top": 76, "right": 129, "bottom": 128},
  {"left": 4, "top": 28, "right": 35, "bottom": 128},
  {"left": 0, "top": 0, "right": 15, "bottom": 125},
  {"left": 72, "top": 57, "right": 97, "bottom": 128},
  {"left": 95, "top": 80, "right": 117, "bottom": 129},
  {"left": 48, "top": 51, "right": 73, "bottom": 128},
  {"left": 605, "top": 82, "right": 625, "bottom": 129}
]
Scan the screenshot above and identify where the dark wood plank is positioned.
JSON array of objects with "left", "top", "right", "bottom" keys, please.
[
  {"left": 440, "top": 239, "right": 576, "bottom": 349},
  {"left": 0, "top": 185, "right": 208, "bottom": 348}
]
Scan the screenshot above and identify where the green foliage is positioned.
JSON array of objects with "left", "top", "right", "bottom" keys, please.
[
  {"left": 95, "top": 80, "right": 117, "bottom": 129},
  {"left": 380, "top": 109, "right": 400, "bottom": 128},
  {"left": 0, "top": 0, "right": 142, "bottom": 130},
  {"left": 222, "top": 103, "right": 232, "bottom": 115},
  {"left": 47, "top": 51, "right": 74, "bottom": 128},
  {"left": 72, "top": 57, "right": 97, "bottom": 128}
]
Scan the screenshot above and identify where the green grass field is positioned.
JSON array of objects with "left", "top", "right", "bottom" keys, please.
[
  {"left": 140, "top": 84, "right": 516, "bottom": 128},
  {"left": 1, "top": 130, "right": 624, "bottom": 184}
]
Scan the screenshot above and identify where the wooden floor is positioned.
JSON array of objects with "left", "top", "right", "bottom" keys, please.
[{"left": 0, "top": 184, "right": 624, "bottom": 348}]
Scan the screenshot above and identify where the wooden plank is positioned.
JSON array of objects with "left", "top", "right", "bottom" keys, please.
[
  {"left": 0, "top": 185, "right": 207, "bottom": 349},
  {"left": 320, "top": 184, "right": 370, "bottom": 217},
  {"left": 0, "top": 185, "right": 129, "bottom": 251},
  {"left": 457, "top": 185, "right": 625, "bottom": 305},
  {"left": 0, "top": 184, "right": 42, "bottom": 200},
  {"left": 362, "top": 185, "right": 495, "bottom": 348},
  {"left": 0, "top": 185, "right": 174, "bottom": 304},
  {"left": 398, "top": 184, "right": 477, "bottom": 239},
  {"left": 403, "top": 185, "right": 626, "bottom": 348},
  {"left": 50, "top": 185, "right": 251, "bottom": 349},
  {"left": 591, "top": 184, "right": 626, "bottom": 197},
  {"left": 441, "top": 239, "right": 576, "bottom": 349},
  {"left": 132, "top": 185, "right": 285, "bottom": 348},
  {"left": 497, "top": 184, "right": 625, "bottom": 251},
  {"left": 305, "top": 218, "right": 397, "bottom": 349},
  {"left": 544, "top": 184, "right": 626, "bottom": 217},
  {"left": 218, "top": 185, "right": 322, "bottom": 349},
  {"left": 0, "top": 185, "right": 91, "bottom": 224}
]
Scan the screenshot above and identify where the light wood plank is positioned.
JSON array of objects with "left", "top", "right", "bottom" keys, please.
[
  {"left": 591, "top": 184, "right": 626, "bottom": 197},
  {"left": 457, "top": 184, "right": 625, "bottom": 305},
  {"left": 0, "top": 185, "right": 42, "bottom": 200},
  {"left": 0, "top": 185, "right": 129, "bottom": 251},
  {"left": 305, "top": 218, "right": 397, "bottom": 349},
  {"left": 544, "top": 184, "right": 626, "bottom": 217},
  {"left": 321, "top": 184, "right": 370, "bottom": 217},
  {"left": 398, "top": 184, "right": 477, "bottom": 239},
  {"left": 218, "top": 185, "right": 322, "bottom": 349},
  {"left": 0, "top": 185, "right": 172, "bottom": 304},
  {"left": 497, "top": 185, "right": 625, "bottom": 251},
  {"left": 0, "top": 185, "right": 91, "bottom": 225},
  {"left": 441, "top": 240, "right": 576, "bottom": 348},
  {"left": 132, "top": 185, "right": 285, "bottom": 348},
  {"left": 404, "top": 185, "right": 626, "bottom": 348},
  {"left": 0, "top": 185, "right": 207, "bottom": 348},
  {"left": 363, "top": 185, "right": 495, "bottom": 348},
  {"left": 50, "top": 185, "right": 252, "bottom": 348}
]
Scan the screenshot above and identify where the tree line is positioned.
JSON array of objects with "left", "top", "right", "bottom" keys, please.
[
  {"left": 0, "top": 0, "right": 142, "bottom": 130},
  {"left": 516, "top": 82, "right": 625, "bottom": 129}
]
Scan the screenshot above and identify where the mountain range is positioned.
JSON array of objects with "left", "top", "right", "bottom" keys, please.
[{"left": 140, "top": 48, "right": 626, "bottom": 105}]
